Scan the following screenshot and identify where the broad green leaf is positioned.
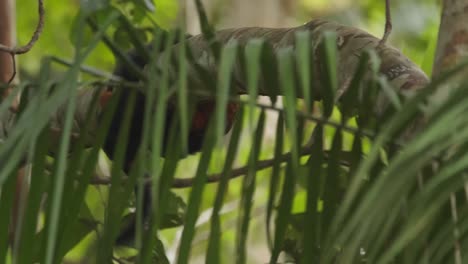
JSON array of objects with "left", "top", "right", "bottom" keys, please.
[
  {"left": 152, "top": 236, "right": 170, "bottom": 264},
  {"left": 32, "top": 217, "right": 97, "bottom": 263},
  {"left": 56, "top": 219, "right": 98, "bottom": 262},
  {"left": 160, "top": 191, "right": 187, "bottom": 229}
]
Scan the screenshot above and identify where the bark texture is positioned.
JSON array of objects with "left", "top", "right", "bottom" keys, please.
[
  {"left": 432, "top": 0, "right": 468, "bottom": 77},
  {"left": 0, "top": 0, "right": 17, "bottom": 143},
  {"left": 0, "top": 0, "right": 15, "bottom": 85},
  {"left": 0, "top": 0, "right": 24, "bottom": 245},
  {"left": 430, "top": 2, "right": 468, "bottom": 263}
]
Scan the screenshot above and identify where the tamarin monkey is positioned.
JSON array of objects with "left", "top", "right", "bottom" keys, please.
[{"left": 100, "top": 33, "right": 239, "bottom": 244}]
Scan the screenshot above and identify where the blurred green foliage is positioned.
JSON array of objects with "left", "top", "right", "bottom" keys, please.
[{"left": 16, "top": 0, "right": 178, "bottom": 79}]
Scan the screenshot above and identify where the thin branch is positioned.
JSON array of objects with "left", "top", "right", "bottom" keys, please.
[
  {"left": 234, "top": 96, "right": 404, "bottom": 148},
  {"left": 88, "top": 146, "right": 307, "bottom": 187},
  {"left": 89, "top": 143, "right": 354, "bottom": 188},
  {"left": 379, "top": 0, "right": 392, "bottom": 45},
  {"left": 0, "top": 0, "right": 45, "bottom": 85},
  {"left": 170, "top": 146, "right": 313, "bottom": 188},
  {"left": 49, "top": 56, "right": 122, "bottom": 81},
  {"left": 0, "top": 0, "right": 44, "bottom": 55},
  {"left": 7, "top": 53, "right": 16, "bottom": 84},
  {"left": 253, "top": 101, "right": 382, "bottom": 144}
]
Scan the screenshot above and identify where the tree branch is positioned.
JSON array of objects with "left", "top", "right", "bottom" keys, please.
[
  {"left": 380, "top": 0, "right": 392, "bottom": 45},
  {"left": 170, "top": 145, "right": 312, "bottom": 188},
  {"left": 0, "top": 0, "right": 44, "bottom": 55},
  {"left": 89, "top": 141, "right": 356, "bottom": 189},
  {"left": 89, "top": 144, "right": 313, "bottom": 188},
  {"left": 0, "top": 0, "right": 45, "bottom": 85},
  {"left": 432, "top": 0, "right": 468, "bottom": 78}
]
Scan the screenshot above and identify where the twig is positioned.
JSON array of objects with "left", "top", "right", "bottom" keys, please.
[
  {"left": 7, "top": 53, "right": 16, "bottom": 84},
  {"left": 49, "top": 56, "right": 121, "bottom": 81},
  {"left": 89, "top": 147, "right": 304, "bottom": 187},
  {"left": 379, "top": 0, "right": 392, "bottom": 45},
  {"left": 0, "top": 0, "right": 44, "bottom": 54},
  {"left": 170, "top": 147, "right": 311, "bottom": 188},
  {"left": 89, "top": 142, "right": 354, "bottom": 188},
  {"left": 0, "top": 0, "right": 45, "bottom": 84}
]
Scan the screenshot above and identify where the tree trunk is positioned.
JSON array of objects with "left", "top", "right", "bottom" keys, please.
[
  {"left": 431, "top": 1, "right": 468, "bottom": 263},
  {"left": 0, "top": 0, "right": 27, "bottom": 249},
  {"left": 0, "top": 0, "right": 15, "bottom": 86},
  {"left": 432, "top": 0, "right": 468, "bottom": 77}
]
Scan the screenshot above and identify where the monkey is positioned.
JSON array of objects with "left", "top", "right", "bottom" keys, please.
[{"left": 100, "top": 32, "right": 240, "bottom": 245}]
